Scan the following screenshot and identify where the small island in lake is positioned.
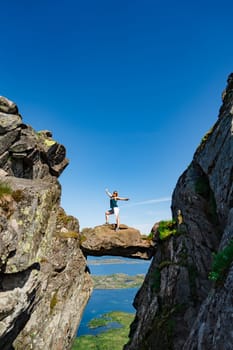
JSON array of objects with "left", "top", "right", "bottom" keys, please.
[
  {"left": 92, "top": 273, "right": 145, "bottom": 289},
  {"left": 72, "top": 311, "right": 135, "bottom": 350}
]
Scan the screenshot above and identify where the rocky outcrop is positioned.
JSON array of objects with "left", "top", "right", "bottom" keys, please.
[
  {"left": 0, "top": 96, "right": 69, "bottom": 179},
  {"left": 0, "top": 97, "right": 93, "bottom": 350},
  {"left": 124, "top": 74, "right": 233, "bottom": 350},
  {"left": 81, "top": 224, "right": 155, "bottom": 259}
]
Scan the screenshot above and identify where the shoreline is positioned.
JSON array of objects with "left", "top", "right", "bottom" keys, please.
[{"left": 92, "top": 273, "right": 145, "bottom": 289}]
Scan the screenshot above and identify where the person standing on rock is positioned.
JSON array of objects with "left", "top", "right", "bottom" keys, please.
[{"left": 105, "top": 188, "right": 129, "bottom": 231}]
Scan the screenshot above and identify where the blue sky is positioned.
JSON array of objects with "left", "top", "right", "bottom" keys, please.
[{"left": 1, "top": 0, "right": 233, "bottom": 233}]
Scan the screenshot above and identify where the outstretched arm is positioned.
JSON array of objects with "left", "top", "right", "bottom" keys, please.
[
  {"left": 105, "top": 188, "right": 112, "bottom": 197},
  {"left": 117, "top": 196, "right": 129, "bottom": 201}
]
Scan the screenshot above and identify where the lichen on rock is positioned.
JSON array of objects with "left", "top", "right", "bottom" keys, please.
[{"left": 0, "top": 97, "right": 93, "bottom": 350}]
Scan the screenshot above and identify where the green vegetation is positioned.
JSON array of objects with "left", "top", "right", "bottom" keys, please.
[
  {"left": 0, "top": 183, "right": 24, "bottom": 211},
  {"left": 79, "top": 233, "right": 87, "bottom": 244},
  {"left": 57, "top": 209, "right": 74, "bottom": 226},
  {"left": 146, "top": 231, "right": 154, "bottom": 240},
  {"left": 57, "top": 230, "right": 79, "bottom": 239},
  {"left": 43, "top": 139, "right": 56, "bottom": 147},
  {"left": 147, "top": 216, "right": 187, "bottom": 240},
  {"left": 0, "top": 181, "right": 12, "bottom": 198},
  {"left": 72, "top": 311, "right": 134, "bottom": 350},
  {"left": 209, "top": 240, "right": 233, "bottom": 282},
  {"left": 158, "top": 220, "right": 177, "bottom": 240},
  {"left": 37, "top": 131, "right": 56, "bottom": 146}
]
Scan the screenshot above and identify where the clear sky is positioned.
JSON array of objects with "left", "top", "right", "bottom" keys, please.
[{"left": 1, "top": 0, "right": 233, "bottom": 233}]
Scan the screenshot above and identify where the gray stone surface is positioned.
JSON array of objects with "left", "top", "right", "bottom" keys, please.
[
  {"left": 0, "top": 98, "right": 93, "bottom": 350},
  {"left": 0, "top": 97, "right": 69, "bottom": 179},
  {"left": 124, "top": 74, "right": 233, "bottom": 350}
]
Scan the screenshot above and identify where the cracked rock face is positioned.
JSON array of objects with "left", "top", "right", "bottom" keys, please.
[
  {"left": 0, "top": 176, "right": 93, "bottom": 350},
  {"left": 124, "top": 74, "right": 233, "bottom": 350}
]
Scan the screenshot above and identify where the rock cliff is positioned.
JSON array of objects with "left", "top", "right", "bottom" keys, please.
[
  {"left": 0, "top": 97, "right": 93, "bottom": 350},
  {"left": 2, "top": 73, "right": 233, "bottom": 350},
  {"left": 124, "top": 74, "right": 233, "bottom": 350}
]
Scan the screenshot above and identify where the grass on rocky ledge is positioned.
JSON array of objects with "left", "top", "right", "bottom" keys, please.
[
  {"left": 0, "top": 181, "right": 12, "bottom": 198},
  {"left": 209, "top": 240, "right": 233, "bottom": 282},
  {"left": 158, "top": 220, "right": 177, "bottom": 240},
  {"left": 72, "top": 311, "right": 134, "bottom": 350}
]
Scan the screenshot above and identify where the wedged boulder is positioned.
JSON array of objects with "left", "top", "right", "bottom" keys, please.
[{"left": 80, "top": 224, "right": 155, "bottom": 259}]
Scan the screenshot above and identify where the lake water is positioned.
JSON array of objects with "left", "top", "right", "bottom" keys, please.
[
  {"left": 77, "top": 256, "right": 150, "bottom": 336},
  {"left": 77, "top": 288, "right": 138, "bottom": 336},
  {"left": 87, "top": 256, "right": 151, "bottom": 276}
]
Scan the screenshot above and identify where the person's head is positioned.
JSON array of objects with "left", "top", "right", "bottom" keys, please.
[{"left": 112, "top": 191, "right": 118, "bottom": 197}]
